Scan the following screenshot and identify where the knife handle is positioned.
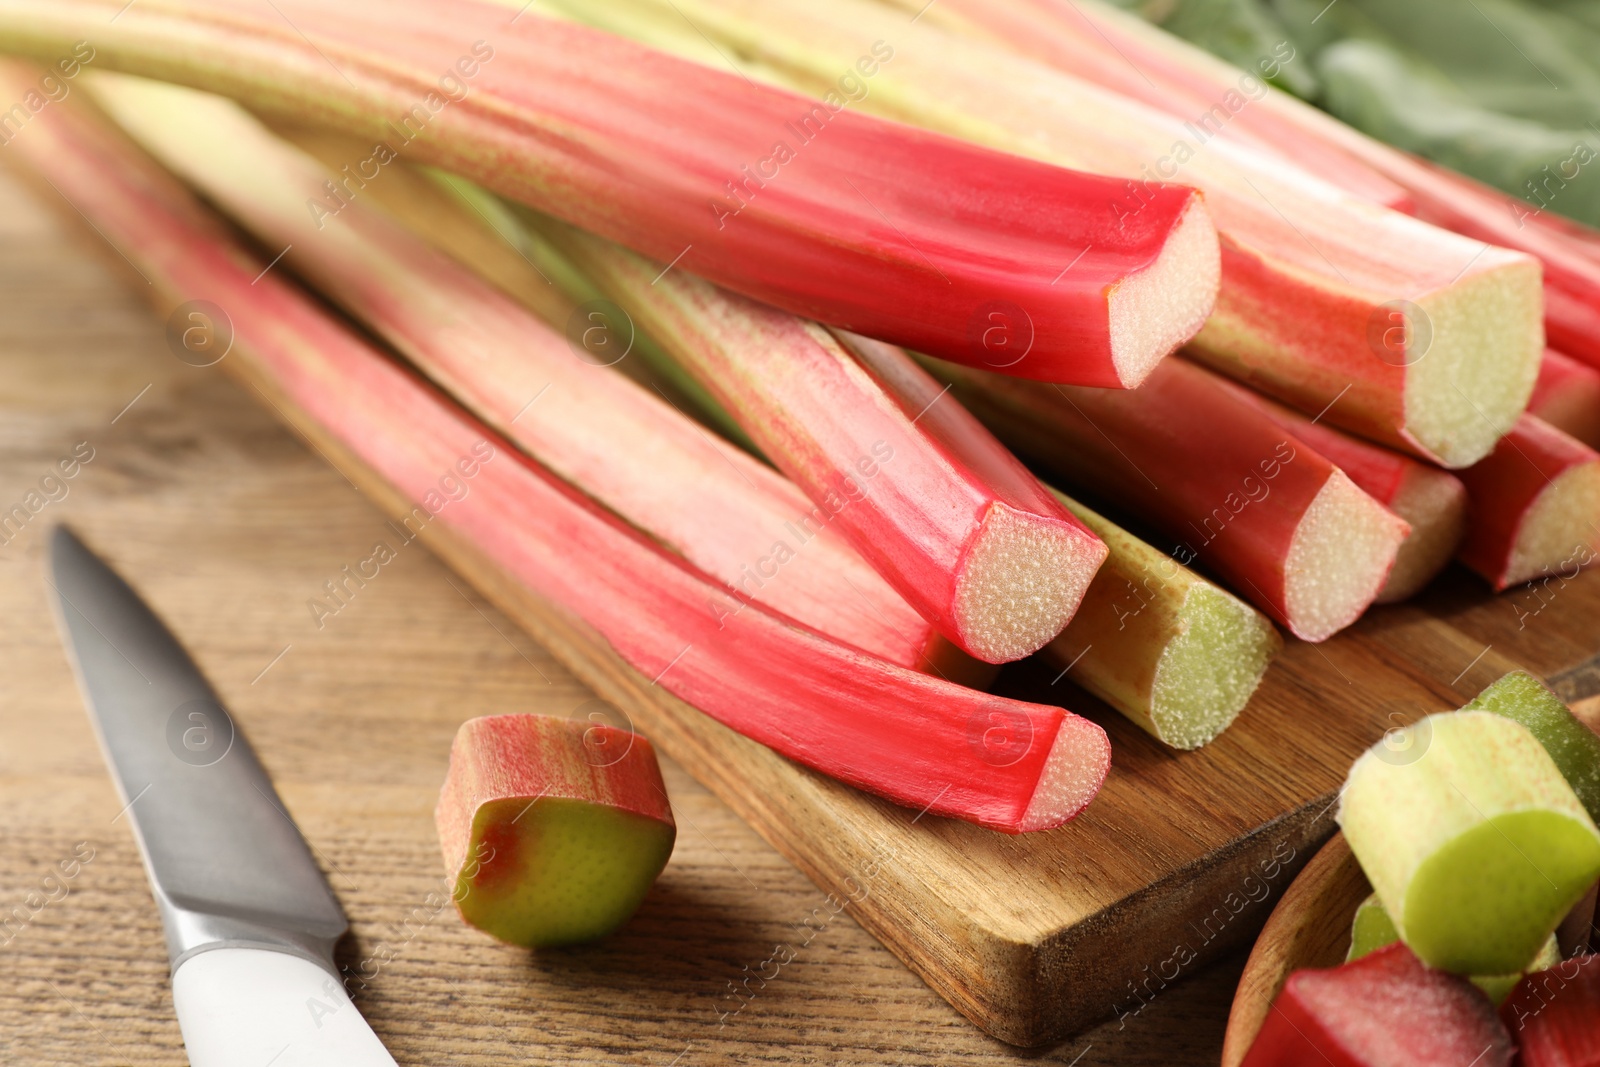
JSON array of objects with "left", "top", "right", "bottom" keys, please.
[{"left": 172, "top": 947, "right": 398, "bottom": 1066}]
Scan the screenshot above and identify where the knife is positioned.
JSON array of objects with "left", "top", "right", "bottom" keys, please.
[{"left": 46, "top": 526, "right": 397, "bottom": 1067}]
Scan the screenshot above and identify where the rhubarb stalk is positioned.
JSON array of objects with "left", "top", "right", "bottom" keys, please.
[
  {"left": 1455, "top": 415, "right": 1600, "bottom": 591},
  {"left": 1530, "top": 349, "right": 1600, "bottom": 451},
  {"left": 521, "top": 215, "right": 1110, "bottom": 664},
  {"left": 0, "top": 0, "right": 1219, "bottom": 385},
  {"left": 4, "top": 62, "right": 1110, "bottom": 833},
  {"left": 1222, "top": 385, "right": 1467, "bottom": 603},
  {"left": 89, "top": 74, "right": 989, "bottom": 680},
  {"left": 932, "top": 355, "right": 1408, "bottom": 642},
  {"left": 1045, "top": 491, "right": 1281, "bottom": 750},
  {"left": 549, "top": 0, "right": 1545, "bottom": 468}
]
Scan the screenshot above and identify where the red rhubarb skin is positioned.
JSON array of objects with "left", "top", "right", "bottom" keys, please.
[
  {"left": 1531, "top": 349, "right": 1600, "bottom": 449},
  {"left": 8, "top": 71, "right": 1110, "bottom": 834},
  {"left": 0, "top": 0, "right": 1204, "bottom": 385},
  {"left": 436, "top": 715, "right": 674, "bottom": 887},
  {"left": 1456, "top": 415, "right": 1600, "bottom": 590},
  {"left": 1501, "top": 954, "right": 1600, "bottom": 1067},
  {"left": 144, "top": 110, "right": 943, "bottom": 676},
  {"left": 940, "top": 356, "right": 1337, "bottom": 635},
  {"left": 563, "top": 245, "right": 1103, "bottom": 660},
  {"left": 1241, "top": 943, "right": 1514, "bottom": 1067}
]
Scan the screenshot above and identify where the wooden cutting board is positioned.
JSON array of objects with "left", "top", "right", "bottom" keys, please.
[{"left": 6, "top": 151, "right": 1598, "bottom": 1059}]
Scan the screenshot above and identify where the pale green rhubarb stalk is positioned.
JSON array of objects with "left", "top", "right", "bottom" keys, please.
[
  {"left": 89, "top": 74, "right": 988, "bottom": 682},
  {"left": 547, "top": 0, "right": 1544, "bottom": 468},
  {"left": 1338, "top": 707, "right": 1600, "bottom": 975},
  {"left": 1044, "top": 492, "right": 1281, "bottom": 750},
  {"left": 0, "top": 0, "right": 1220, "bottom": 386},
  {"left": 437, "top": 714, "right": 676, "bottom": 947},
  {"left": 521, "top": 213, "right": 1110, "bottom": 664},
  {"left": 6, "top": 62, "right": 1111, "bottom": 833}
]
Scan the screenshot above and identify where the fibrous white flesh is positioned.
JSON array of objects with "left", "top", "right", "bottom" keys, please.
[
  {"left": 1377, "top": 468, "right": 1468, "bottom": 603},
  {"left": 1107, "top": 198, "right": 1221, "bottom": 388},
  {"left": 1284, "top": 471, "right": 1408, "bottom": 642},
  {"left": 954, "top": 501, "right": 1105, "bottom": 663},
  {"left": 1504, "top": 460, "right": 1600, "bottom": 587},
  {"left": 1406, "top": 265, "right": 1545, "bottom": 468},
  {"left": 1021, "top": 715, "right": 1112, "bottom": 833}
]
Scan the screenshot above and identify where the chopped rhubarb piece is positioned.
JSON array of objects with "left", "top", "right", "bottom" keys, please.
[
  {"left": 436, "top": 715, "right": 675, "bottom": 946},
  {"left": 3, "top": 62, "right": 1111, "bottom": 834},
  {"left": 936, "top": 356, "right": 1407, "bottom": 642},
  {"left": 1226, "top": 386, "right": 1466, "bottom": 603},
  {"left": 1501, "top": 954, "right": 1600, "bottom": 1067},
  {"left": 0, "top": 0, "right": 1218, "bottom": 384},
  {"left": 1045, "top": 491, "right": 1280, "bottom": 749},
  {"left": 1531, "top": 350, "right": 1600, "bottom": 451},
  {"left": 1241, "top": 943, "right": 1513, "bottom": 1067},
  {"left": 1463, "top": 672, "right": 1600, "bottom": 826},
  {"left": 554, "top": 0, "right": 1545, "bottom": 467},
  {"left": 1339, "top": 710, "right": 1600, "bottom": 976},
  {"left": 1456, "top": 416, "right": 1600, "bottom": 591}
]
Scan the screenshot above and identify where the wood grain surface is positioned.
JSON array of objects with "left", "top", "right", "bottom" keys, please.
[{"left": 5, "top": 134, "right": 1600, "bottom": 1064}]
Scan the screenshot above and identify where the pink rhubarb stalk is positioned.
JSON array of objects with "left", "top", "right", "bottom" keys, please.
[
  {"left": 1223, "top": 386, "right": 1466, "bottom": 603},
  {"left": 551, "top": 0, "right": 1545, "bottom": 468},
  {"left": 4, "top": 62, "right": 1110, "bottom": 833},
  {"left": 529, "top": 216, "right": 1110, "bottom": 663},
  {"left": 90, "top": 76, "right": 978, "bottom": 680},
  {"left": 934, "top": 356, "right": 1409, "bottom": 642},
  {"left": 0, "top": 0, "right": 1218, "bottom": 386},
  {"left": 1456, "top": 415, "right": 1600, "bottom": 592},
  {"left": 1531, "top": 349, "right": 1600, "bottom": 451}
]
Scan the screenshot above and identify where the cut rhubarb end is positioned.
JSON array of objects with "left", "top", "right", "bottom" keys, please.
[
  {"left": 1376, "top": 466, "right": 1468, "bottom": 603},
  {"left": 1147, "top": 584, "right": 1280, "bottom": 749},
  {"left": 1404, "top": 263, "right": 1545, "bottom": 468},
  {"left": 1107, "top": 197, "right": 1221, "bottom": 388},
  {"left": 1501, "top": 461, "right": 1600, "bottom": 589},
  {"left": 1502, "top": 954, "right": 1600, "bottom": 1066},
  {"left": 1017, "top": 713, "right": 1112, "bottom": 833},
  {"left": 1283, "top": 472, "right": 1409, "bottom": 643},
  {"left": 436, "top": 714, "right": 676, "bottom": 947},
  {"left": 953, "top": 502, "right": 1108, "bottom": 664},
  {"left": 1241, "top": 943, "right": 1514, "bottom": 1067}
]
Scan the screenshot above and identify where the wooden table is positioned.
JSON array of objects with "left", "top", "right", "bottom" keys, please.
[{"left": 0, "top": 155, "right": 1250, "bottom": 1064}]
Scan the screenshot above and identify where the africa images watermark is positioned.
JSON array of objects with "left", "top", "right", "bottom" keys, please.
[{"left": 0, "top": 40, "right": 96, "bottom": 147}]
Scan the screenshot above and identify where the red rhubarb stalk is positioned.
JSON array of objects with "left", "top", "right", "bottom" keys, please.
[
  {"left": 528, "top": 216, "right": 1110, "bottom": 663},
  {"left": 0, "top": 0, "right": 1219, "bottom": 386},
  {"left": 1501, "top": 954, "right": 1600, "bottom": 1066},
  {"left": 4, "top": 62, "right": 1109, "bottom": 833},
  {"left": 92, "top": 75, "right": 978, "bottom": 679},
  {"left": 1456, "top": 416, "right": 1600, "bottom": 592},
  {"left": 933, "top": 356, "right": 1409, "bottom": 642},
  {"left": 553, "top": 0, "right": 1545, "bottom": 468},
  {"left": 1531, "top": 349, "right": 1600, "bottom": 451},
  {"left": 1222, "top": 386, "right": 1466, "bottom": 603}
]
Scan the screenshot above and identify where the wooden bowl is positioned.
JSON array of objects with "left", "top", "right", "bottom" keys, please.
[{"left": 1219, "top": 833, "right": 1370, "bottom": 1067}]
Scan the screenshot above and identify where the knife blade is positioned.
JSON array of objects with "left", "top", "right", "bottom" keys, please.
[{"left": 47, "top": 525, "right": 397, "bottom": 1067}]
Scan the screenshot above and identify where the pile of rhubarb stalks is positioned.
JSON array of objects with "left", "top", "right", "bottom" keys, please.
[{"left": 5, "top": 0, "right": 1600, "bottom": 835}]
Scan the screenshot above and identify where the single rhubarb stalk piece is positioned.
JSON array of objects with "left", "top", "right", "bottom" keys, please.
[
  {"left": 1456, "top": 416, "right": 1600, "bottom": 591},
  {"left": 1338, "top": 710, "right": 1600, "bottom": 975},
  {"left": 520, "top": 215, "right": 1109, "bottom": 663},
  {"left": 1242, "top": 943, "right": 1513, "bottom": 1067},
  {"left": 1223, "top": 385, "right": 1466, "bottom": 603},
  {"left": 1345, "top": 892, "right": 1559, "bottom": 1004},
  {"left": 91, "top": 75, "right": 983, "bottom": 683},
  {"left": 897, "top": 0, "right": 1600, "bottom": 382},
  {"left": 0, "top": 0, "right": 1219, "bottom": 386},
  {"left": 1501, "top": 954, "right": 1600, "bottom": 1066},
  {"left": 1530, "top": 349, "right": 1600, "bottom": 451},
  {"left": 1461, "top": 672, "right": 1600, "bottom": 827},
  {"left": 1557, "top": 883, "right": 1598, "bottom": 959},
  {"left": 554, "top": 0, "right": 1545, "bottom": 467},
  {"left": 1045, "top": 490, "right": 1280, "bottom": 749},
  {"left": 436, "top": 714, "right": 676, "bottom": 946},
  {"left": 932, "top": 355, "right": 1408, "bottom": 642},
  {"left": 5, "top": 62, "right": 1111, "bottom": 833}
]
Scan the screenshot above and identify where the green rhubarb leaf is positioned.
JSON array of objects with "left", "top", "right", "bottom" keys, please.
[
  {"left": 1338, "top": 710, "right": 1600, "bottom": 975},
  {"left": 1461, "top": 670, "right": 1600, "bottom": 825}
]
